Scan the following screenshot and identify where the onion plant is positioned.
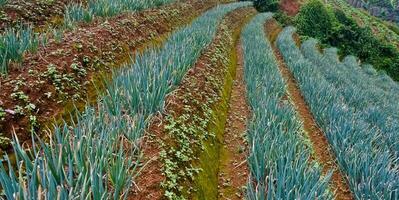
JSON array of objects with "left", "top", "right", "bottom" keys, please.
[
  {"left": 241, "top": 13, "right": 332, "bottom": 199},
  {"left": 0, "top": 2, "right": 252, "bottom": 199},
  {"left": 0, "top": 26, "right": 42, "bottom": 75},
  {"left": 1, "top": 0, "right": 177, "bottom": 76},
  {"left": 276, "top": 26, "right": 399, "bottom": 199},
  {"left": 301, "top": 39, "right": 399, "bottom": 160},
  {"left": 64, "top": 0, "right": 176, "bottom": 25}
]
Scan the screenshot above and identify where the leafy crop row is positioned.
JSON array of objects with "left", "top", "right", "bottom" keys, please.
[
  {"left": 0, "top": 2, "right": 251, "bottom": 199},
  {"left": 64, "top": 0, "right": 175, "bottom": 25},
  {"left": 241, "top": 13, "right": 332, "bottom": 199},
  {"left": 0, "top": 26, "right": 45, "bottom": 75},
  {"left": 277, "top": 26, "right": 399, "bottom": 199},
  {"left": 0, "top": 0, "right": 176, "bottom": 76},
  {"left": 301, "top": 39, "right": 399, "bottom": 159}
]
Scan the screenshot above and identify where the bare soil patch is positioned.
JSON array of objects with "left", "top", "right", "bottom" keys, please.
[{"left": 280, "top": 0, "right": 300, "bottom": 16}]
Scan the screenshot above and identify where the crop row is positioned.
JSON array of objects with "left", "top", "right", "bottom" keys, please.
[
  {"left": 241, "top": 13, "right": 332, "bottom": 199},
  {"left": 64, "top": 0, "right": 175, "bottom": 25},
  {"left": 0, "top": 2, "right": 251, "bottom": 199},
  {"left": 0, "top": 0, "right": 175, "bottom": 75},
  {"left": 277, "top": 26, "right": 399, "bottom": 199},
  {"left": 301, "top": 39, "right": 399, "bottom": 159}
]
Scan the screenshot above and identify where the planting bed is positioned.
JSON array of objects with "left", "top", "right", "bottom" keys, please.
[
  {"left": 264, "top": 18, "right": 352, "bottom": 200},
  {"left": 277, "top": 25, "right": 399, "bottom": 199},
  {"left": 0, "top": 0, "right": 227, "bottom": 150}
]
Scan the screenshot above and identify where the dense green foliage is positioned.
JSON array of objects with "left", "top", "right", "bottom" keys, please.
[
  {"left": 295, "top": 0, "right": 336, "bottom": 40},
  {"left": 252, "top": 0, "right": 279, "bottom": 12},
  {"left": 273, "top": 11, "right": 293, "bottom": 26},
  {"left": 296, "top": 0, "right": 399, "bottom": 81}
]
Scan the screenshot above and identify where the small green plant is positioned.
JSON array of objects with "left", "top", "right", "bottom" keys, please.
[
  {"left": 10, "top": 91, "right": 29, "bottom": 102},
  {"left": 0, "top": 107, "right": 5, "bottom": 121},
  {"left": 0, "top": 135, "right": 11, "bottom": 149}
]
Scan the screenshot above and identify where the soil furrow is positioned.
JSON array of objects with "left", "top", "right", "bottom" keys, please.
[
  {"left": 217, "top": 42, "right": 250, "bottom": 200},
  {"left": 128, "top": 7, "right": 256, "bottom": 200},
  {"left": 264, "top": 19, "right": 353, "bottom": 200},
  {"left": 0, "top": 0, "right": 228, "bottom": 150}
]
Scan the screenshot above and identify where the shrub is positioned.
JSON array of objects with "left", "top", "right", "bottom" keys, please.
[
  {"left": 295, "top": 0, "right": 399, "bottom": 81},
  {"left": 295, "top": 0, "right": 336, "bottom": 41},
  {"left": 253, "top": 0, "right": 279, "bottom": 12},
  {"left": 274, "top": 11, "right": 293, "bottom": 26}
]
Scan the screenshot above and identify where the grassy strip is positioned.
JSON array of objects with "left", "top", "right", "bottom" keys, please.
[
  {"left": 192, "top": 8, "right": 255, "bottom": 200},
  {"left": 0, "top": 2, "right": 251, "bottom": 199},
  {"left": 277, "top": 26, "right": 399, "bottom": 199},
  {"left": 242, "top": 13, "right": 332, "bottom": 199},
  {"left": 301, "top": 39, "right": 399, "bottom": 159}
]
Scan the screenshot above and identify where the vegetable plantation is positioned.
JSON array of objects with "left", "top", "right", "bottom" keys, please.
[
  {"left": 277, "top": 26, "right": 399, "bottom": 199},
  {"left": 242, "top": 13, "right": 332, "bottom": 199},
  {"left": 0, "top": 0, "right": 398, "bottom": 199}
]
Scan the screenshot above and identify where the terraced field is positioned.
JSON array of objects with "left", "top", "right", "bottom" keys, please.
[{"left": 0, "top": 0, "right": 398, "bottom": 199}]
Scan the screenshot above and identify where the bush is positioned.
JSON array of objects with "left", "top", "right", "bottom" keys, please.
[
  {"left": 295, "top": 0, "right": 337, "bottom": 41},
  {"left": 295, "top": 0, "right": 399, "bottom": 81},
  {"left": 254, "top": 0, "right": 279, "bottom": 12},
  {"left": 274, "top": 11, "right": 294, "bottom": 26}
]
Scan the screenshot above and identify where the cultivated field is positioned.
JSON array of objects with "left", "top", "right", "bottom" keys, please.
[{"left": 0, "top": 0, "right": 398, "bottom": 199}]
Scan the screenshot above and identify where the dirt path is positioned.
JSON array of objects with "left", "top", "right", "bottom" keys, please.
[
  {"left": 265, "top": 20, "right": 353, "bottom": 200},
  {"left": 217, "top": 43, "right": 250, "bottom": 200}
]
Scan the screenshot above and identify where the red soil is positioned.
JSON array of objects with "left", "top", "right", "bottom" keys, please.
[
  {"left": 0, "top": 0, "right": 224, "bottom": 150},
  {"left": 280, "top": 0, "right": 300, "bottom": 16},
  {"left": 265, "top": 19, "right": 353, "bottom": 200},
  {"left": 217, "top": 43, "right": 250, "bottom": 200}
]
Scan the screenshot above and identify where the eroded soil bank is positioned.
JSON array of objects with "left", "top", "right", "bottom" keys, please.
[
  {"left": 0, "top": 0, "right": 228, "bottom": 150},
  {"left": 129, "top": 7, "right": 256, "bottom": 200},
  {"left": 265, "top": 18, "right": 353, "bottom": 200}
]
